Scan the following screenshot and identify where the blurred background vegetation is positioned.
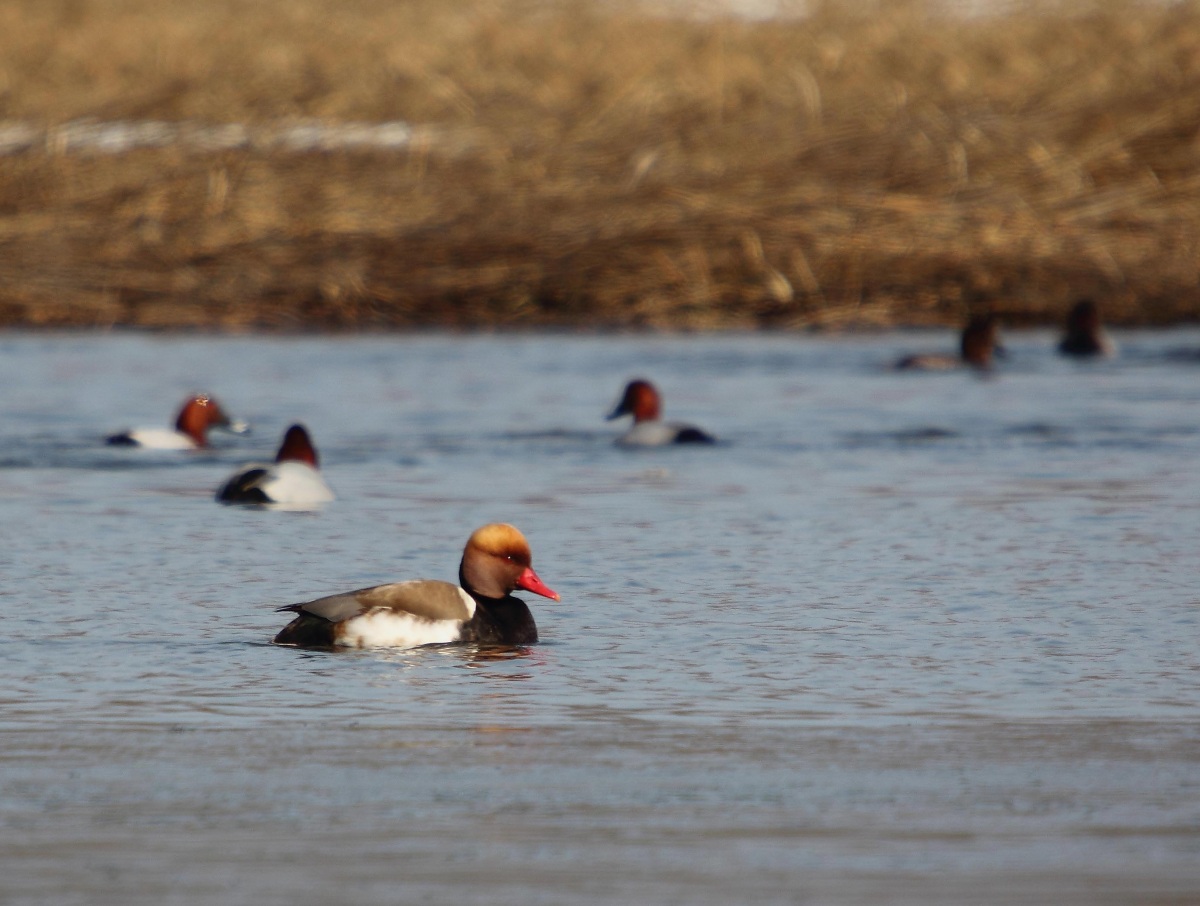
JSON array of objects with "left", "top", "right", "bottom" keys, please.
[{"left": 1, "top": 0, "right": 1197, "bottom": 330}]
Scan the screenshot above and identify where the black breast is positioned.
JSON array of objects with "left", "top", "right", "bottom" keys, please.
[
  {"left": 1059, "top": 334, "right": 1103, "bottom": 356},
  {"left": 459, "top": 595, "right": 539, "bottom": 645}
]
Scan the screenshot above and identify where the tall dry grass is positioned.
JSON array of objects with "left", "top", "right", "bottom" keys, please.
[{"left": 1, "top": 0, "right": 1198, "bottom": 330}]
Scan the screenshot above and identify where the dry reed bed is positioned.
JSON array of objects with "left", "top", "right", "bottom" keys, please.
[{"left": 1, "top": 0, "right": 1198, "bottom": 330}]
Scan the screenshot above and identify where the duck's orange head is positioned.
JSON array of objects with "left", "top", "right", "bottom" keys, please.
[{"left": 460, "top": 523, "right": 559, "bottom": 602}]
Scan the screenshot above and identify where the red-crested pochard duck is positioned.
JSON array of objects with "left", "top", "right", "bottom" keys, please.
[
  {"left": 216, "top": 423, "right": 335, "bottom": 506},
  {"left": 1059, "top": 299, "right": 1117, "bottom": 357},
  {"left": 273, "top": 523, "right": 559, "bottom": 649},
  {"left": 895, "top": 315, "right": 1002, "bottom": 371},
  {"left": 106, "top": 393, "right": 248, "bottom": 449},
  {"left": 606, "top": 379, "right": 716, "bottom": 446}
]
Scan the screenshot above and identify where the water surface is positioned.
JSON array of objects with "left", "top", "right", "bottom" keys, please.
[{"left": 1, "top": 330, "right": 1198, "bottom": 904}]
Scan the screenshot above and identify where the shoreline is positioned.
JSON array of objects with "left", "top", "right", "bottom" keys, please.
[{"left": 3, "top": 0, "right": 1198, "bottom": 332}]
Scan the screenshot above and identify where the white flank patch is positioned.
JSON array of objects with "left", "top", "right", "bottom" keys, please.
[
  {"left": 127, "top": 428, "right": 196, "bottom": 450},
  {"left": 261, "top": 462, "right": 336, "bottom": 505},
  {"left": 336, "top": 610, "right": 464, "bottom": 650},
  {"left": 617, "top": 420, "right": 687, "bottom": 447}
]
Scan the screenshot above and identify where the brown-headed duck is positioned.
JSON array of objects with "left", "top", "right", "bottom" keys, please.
[
  {"left": 606, "top": 379, "right": 716, "bottom": 446},
  {"left": 107, "top": 393, "right": 248, "bottom": 449},
  {"left": 217, "top": 423, "right": 334, "bottom": 506},
  {"left": 895, "top": 315, "right": 1001, "bottom": 371},
  {"left": 1059, "top": 299, "right": 1116, "bottom": 357}
]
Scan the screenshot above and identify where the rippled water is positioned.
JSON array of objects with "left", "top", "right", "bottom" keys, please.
[{"left": 2, "top": 330, "right": 1198, "bottom": 905}]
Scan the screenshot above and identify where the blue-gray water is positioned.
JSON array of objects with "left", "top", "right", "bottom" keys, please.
[{"left": 2, "top": 330, "right": 1198, "bottom": 905}]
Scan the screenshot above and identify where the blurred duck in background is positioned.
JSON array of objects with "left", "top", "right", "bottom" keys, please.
[
  {"left": 216, "top": 423, "right": 335, "bottom": 506},
  {"left": 106, "top": 392, "right": 248, "bottom": 450},
  {"left": 606, "top": 378, "right": 716, "bottom": 446},
  {"left": 1058, "top": 298, "right": 1117, "bottom": 358},
  {"left": 895, "top": 314, "right": 1002, "bottom": 371}
]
